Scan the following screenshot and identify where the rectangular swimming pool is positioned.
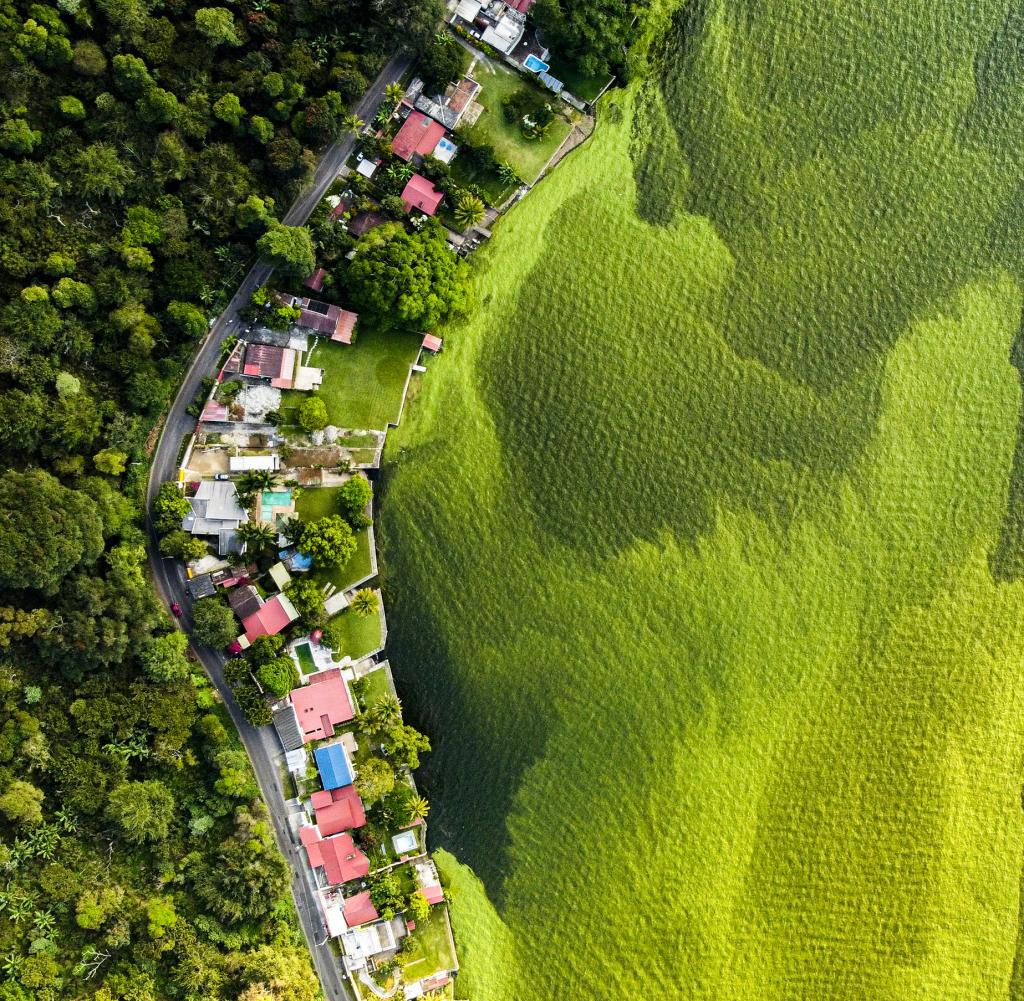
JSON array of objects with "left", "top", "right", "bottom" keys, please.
[
  {"left": 294, "top": 641, "right": 317, "bottom": 675},
  {"left": 260, "top": 489, "right": 292, "bottom": 521}
]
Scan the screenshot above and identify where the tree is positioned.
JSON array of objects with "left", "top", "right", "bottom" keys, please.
[
  {"left": 224, "top": 657, "right": 252, "bottom": 687},
  {"left": 355, "top": 756, "right": 395, "bottom": 803},
  {"left": 0, "top": 470, "right": 104, "bottom": 594},
  {"left": 285, "top": 578, "right": 326, "bottom": 627},
  {"left": 408, "top": 795, "right": 430, "bottom": 822},
  {"left": 238, "top": 469, "right": 277, "bottom": 494},
  {"left": 213, "top": 92, "right": 246, "bottom": 127},
  {"left": 298, "top": 396, "right": 328, "bottom": 432},
  {"left": 195, "top": 7, "right": 241, "bottom": 47},
  {"left": 192, "top": 597, "right": 237, "bottom": 649},
  {"left": 350, "top": 588, "right": 379, "bottom": 618},
  {"left": 235, "top": 684, "right": 273, "bottom": 725},
  {"left": 382, "top": 724, "right": 431, "bottom": 770},
  {"left": 0, "top": 779, "right": 44, "bottom": 827},
  {"left": 256, "top": 223, "right": 316, "bottom": 278},
  {"left": 106, "top": 780, "right": 175, "bottom": 843},
  {"left": 364, "top": 694, "right": 402, "bottom": 733},
  {"left": 298, "top": 516, "right": 355, "bottom": 568},
  {"left": 418, "top": 38, "right": 462, "bottom": 91},
  {"left": 407, "top": 890, "right": 430, "bottom": 922},
  {"left": 454, "top": 192, "right": 486, "bottom": 229},
  {"left": 346, "top": 222, "right": 471, "bottom": 330},
  {"left": 0, "top": 118, "right": 42, "bottom": 154},
  {"left": 256, "top": 656, "right": 298, "bottom": 698},
  {"left": 159, "top": 530, "right": 208, "bottom": 561},
  {"left": 93, "top": 448, "right": 127, "bottom": 475},
  {"left": 153, "top": 482, "right": 191, "bottom": 534},
  {"left": 236, "top": 520, "right": 277, "bottom": 553},
  {"left": 249, "top": 634, "right": 285, "bottom": 666},
  {"left": 368, "top": 871, "right": 404, "bottom": 920},
  {"left": 342, "top": 114, "right": 364, "bottom": 135},
  {"left": 338, "top": 475, "right": 372, "bottom": 522},
  {"left": 139, "top": 631, "right": 190, "bottom": 682},
  {"left": 166, "top": 301, "right": 208, "bottom": 340}
]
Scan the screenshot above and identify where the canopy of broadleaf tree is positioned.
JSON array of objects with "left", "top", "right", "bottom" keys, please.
[
  {"left": 345, "top": 221, "right": 471, "bottom": 330},
  {"left": 0, "top": 469, "right": 103, "bottom": 593}
]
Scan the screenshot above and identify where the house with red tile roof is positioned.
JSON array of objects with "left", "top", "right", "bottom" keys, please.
[
  {"left": 342, "top": 891, "right": 379, "bottom": 928},
  {"left": 241, "top": 593, "right": 298, "bottom": 643},
  {"left": 300, "top": 827, "right": 369, "bottom": 886},
  {"left": 392, "top": 110, "right": 447, "bottom": 162},
  {"left": 311, "top": 785, "right": 366, "bottom": 835},
  {"left": 401, "top": 174, "right": 444, "bottom": 216},
  {"left": 290, "top": 668, "right": 355, "bottom": 742}
]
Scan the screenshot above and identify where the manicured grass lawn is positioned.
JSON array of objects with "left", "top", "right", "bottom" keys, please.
[
  {"left": 463, "top": 60, "right": 571, "bottom": 183},
  {"left": 295, "top": 485, "right": 376, "bottom": 590},
  {"left": 401, "top": 907, "right": 456, "bottom": 980},
  {"left": 280, "top": 327, "right": 419, "bottom": 431},
  {"left": 324, "top": 606, "right": 383, "bottom": 661},
  {"left": 361, "top": 665, "right": 392, "bottom": 707}
]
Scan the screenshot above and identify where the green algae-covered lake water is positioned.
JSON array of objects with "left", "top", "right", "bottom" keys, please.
[{"left": 381, "top": 2, "right": 1024, "bottom": 997}]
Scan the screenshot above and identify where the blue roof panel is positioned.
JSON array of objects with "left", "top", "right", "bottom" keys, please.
[{"left": 314, "top": 743, "right": 354, "bottom": 790}]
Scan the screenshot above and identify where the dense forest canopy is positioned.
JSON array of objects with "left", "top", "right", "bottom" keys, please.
[{"left": 0, "top": 0, "right": 444, "bottom": 997}]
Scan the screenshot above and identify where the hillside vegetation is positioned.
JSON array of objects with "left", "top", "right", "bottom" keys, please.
[
  {"left": 381, "top": 2, "right": 1024, "bottom": 999},
  {"left": 0, "top": 0, "right": 439, "bottom": 997}
]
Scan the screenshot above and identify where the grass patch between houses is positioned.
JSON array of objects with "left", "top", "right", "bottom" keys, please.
[
  {"left": 325, "top": 606, "right": 383, "bottom": 661},
  {"left": 402, "top": 907, "right": 457, "bottom": 980},
  {"left": 296, "top": 485, "right": 376, "bottom": 590}
]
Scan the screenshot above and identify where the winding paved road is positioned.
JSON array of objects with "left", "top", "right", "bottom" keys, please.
[{"left": 145, "top": 51, "right": 413, "bottom": 1001}]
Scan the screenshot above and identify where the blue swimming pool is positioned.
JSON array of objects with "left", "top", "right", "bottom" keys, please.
[
  {"left": 260, "top": 489, "right": 291, "bottom": 521},
  {"left": 524, "top": 54, "right": 549, "bottom": 73}
]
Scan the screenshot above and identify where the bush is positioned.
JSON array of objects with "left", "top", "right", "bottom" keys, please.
[
  {"left": 255, "top": 656, "right": 298, "bottom": 698},
  {"left": 235, "top": 684, "right": 272, "bottom": 726},
  {"left": 298, "top": 396, "right": 328, "bottom": 432},
  {"left": 338, "top": 475, "right": 372, "bottom": 523},
  {"left": 192, "top": 598, "right": 237, "bottom": 650}
]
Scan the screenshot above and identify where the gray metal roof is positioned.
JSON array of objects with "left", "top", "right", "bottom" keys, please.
[{"left": 273, "top": 703, "right": 304, "bottom": 751}]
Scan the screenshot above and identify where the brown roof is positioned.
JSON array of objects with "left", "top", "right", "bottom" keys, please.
[
  {"left": 243, "top": 343, "right": 288, "bottom": 379},
  {"left": 349, "top": 211, "right": 385, "bottom": 237},
  {"left": 447, "top": 77, "right": 481, "bottom": 116},
  {"left": 227, "top": 584, "right": 264, "bottom": 619}
]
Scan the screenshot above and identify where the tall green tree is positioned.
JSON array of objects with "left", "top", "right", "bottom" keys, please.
[{"left": 106, "top": 780, "right": 175, "bottom": 843}]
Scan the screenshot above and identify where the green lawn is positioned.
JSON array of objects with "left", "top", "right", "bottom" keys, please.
[
  {"left": 295, "top": 485, "right": 376, "bottom": 590},
  {"left": 402, "top": 907, "right": 457, "bottom": 981},
  {"left": 324, "top": 606, "right": 383, "bottom": 662},
  {"left": 361, "top": 666, "right": 392, "bottom": 707},
  {"left": 280, "top": 327, "right": 419, "bottom": 431},
  {"left": 462, "top": 60, "right": 571, "bottom": 183},
  {"left": 448, "top": 155, "right": 513, "bottom": 206}
]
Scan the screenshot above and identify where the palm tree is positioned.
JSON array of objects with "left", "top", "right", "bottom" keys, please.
[
  {"left": 366, "top": 694, "right": 402, "bottom": 733},
  {"left": 236, "top": 520, "right": 276, "bottom": 553},
  {"left": 350, "top": 588, "right": 379, "bottom": 618},
  {"left": 385, "top": 82, "right": 405, "bottom": 105},
  {"left": 454, "top": 192, "right": 485, "bottom": 230},
  {"left": 237, "top": 469, "right": 276, "bottom": 494},
  {"left": 407, "top": 796, "right": 430, "bottom": 822},
  {"left": 342, "top": 114, "right": 365, "bottom": 136}
]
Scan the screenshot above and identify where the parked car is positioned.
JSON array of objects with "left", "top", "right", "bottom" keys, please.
[
  {"left": 214, "top": 472, "right": 231, "bottom": 480},
  {"left": 170, "top": 602, "right": 183, "bottom": 618}
]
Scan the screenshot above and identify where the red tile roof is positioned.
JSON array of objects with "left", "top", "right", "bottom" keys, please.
[
  {"left": 508, "top": 0, "right": 534, "bottom": 11},
  {"left": 421, "top": 882, "right": 445, "bottom": 904},
  {"left": 300, "top": 827, "right": 369, "bottom": 885},
  {"left": 304, "top": 267, "right": 327, "bottom": 292},
  {"left": 343, "top": 891, "right": 378, "bottom": 928},
  {"left": 392, "top": 111, "right": 446, "bottom": 161},
  {"left": 331, "top": 309, "right": 358, "bottom": 344},
  {"left": 291, "top": 668, "right": 355, "bottom": 742},
  {"left": 200, "top": 400, "right": 229, "bottom": 422},
  {"left": 401, "top": 174, "right": 444, "bottom": 216},
  {"left": 313, "top": 784, "right": 366, "bottom": 835},
  {"left": 242, "top": 593, "right": 298, "bottom": 641}
]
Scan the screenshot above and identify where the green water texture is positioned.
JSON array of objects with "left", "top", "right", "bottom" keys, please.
[{"left": 380, "top": 2, "right": 1024, "bottom": 997}]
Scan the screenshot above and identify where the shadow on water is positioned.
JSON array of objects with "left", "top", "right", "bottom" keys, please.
[{"left": 376, "top": 450, "right": 551, "bottom": 908}]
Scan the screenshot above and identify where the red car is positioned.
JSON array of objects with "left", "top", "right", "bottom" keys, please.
[{"left": 170, "top": 602, "right": 183, "bottom": 618}]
